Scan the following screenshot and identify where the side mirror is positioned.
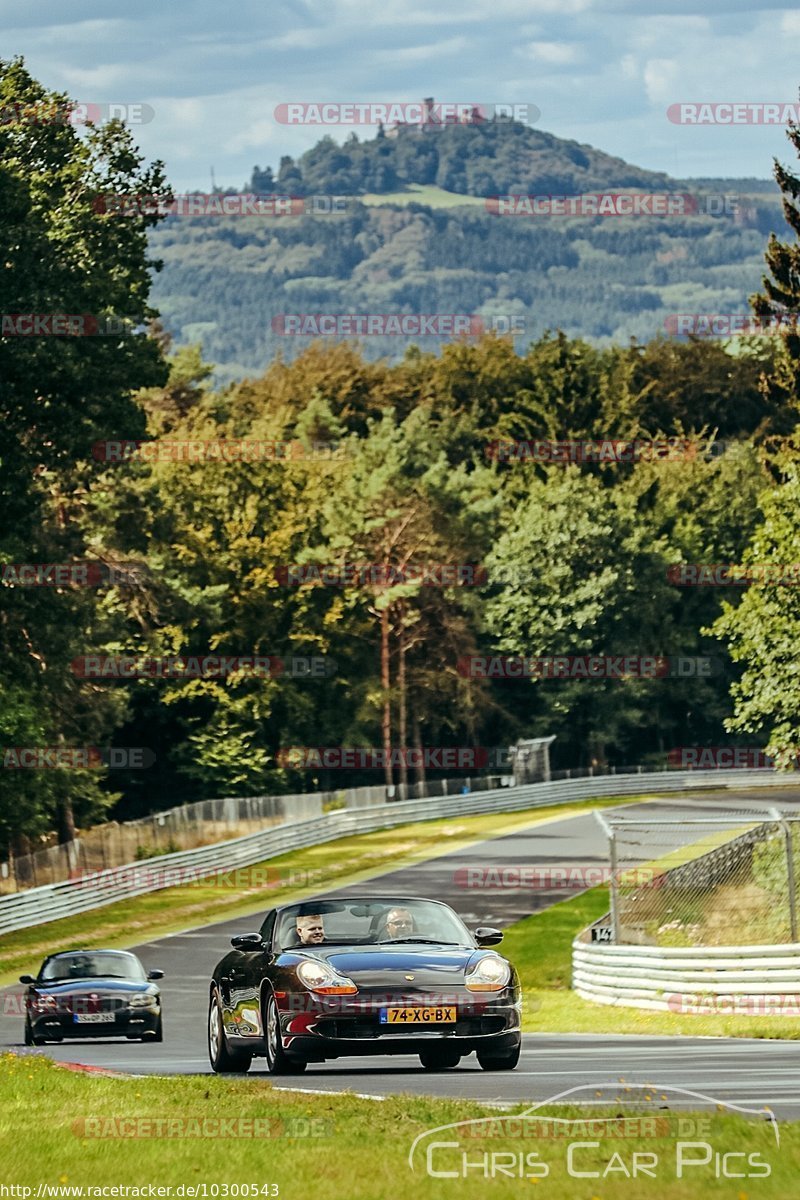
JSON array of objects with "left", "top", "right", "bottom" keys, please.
[
  {"left": 231, "top": 933, "right": 264, "bottom": 950},
  {"left": 474, "top": 926, "right": 503, "bottom": 947},
  {"left": 147, "top": 969, "right": 164, "bottom": 981},
  {"left": 19, "top": 975, "right": 35, "bottom": 985}
]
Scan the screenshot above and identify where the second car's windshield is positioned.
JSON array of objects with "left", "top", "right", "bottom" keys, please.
[
  {"left": 275, "top": 900, "right": 471, "bottom": 950},
  {"left": 40, "top": 953, "right": 145, "bottom": 982}
]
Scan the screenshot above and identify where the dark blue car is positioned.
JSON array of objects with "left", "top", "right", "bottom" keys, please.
[
  {"left": 208, "top": 895, "right": 521, "bottom": 1074},
  {"left": 20, "top": 949, "right": 163, "bottom": 1044}
]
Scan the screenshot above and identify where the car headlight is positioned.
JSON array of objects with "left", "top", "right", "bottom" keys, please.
[
  {"left": 465, "top": 954, "right": 511, "bottom": 992},
  {"left": 296, "top": 960, "right": 357, "bottom": 995},
  {"left": 128, "top": 993, "right": 153, "bottom": 1007},
  {"left": 31, "top": 994, "right": 57, "bottom": 1012}
]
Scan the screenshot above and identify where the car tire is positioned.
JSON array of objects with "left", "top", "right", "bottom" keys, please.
[
  {"left": 419, "top": 1046, "right": 461, "bottom": 1070},
  {"left": 264, "top": 993, "right": 307, "bottom": 1075},
  {"left": 152, "top": 1014, "right": 163, "bottom": 1043},
  {"left": 208, "top": 988, "right": 252, "bottom": 1074},
  {"left": 23, "top": 1018, "right": 33, "bottom": 1046},
  {"left": 476, "top": 1042, "right": 521, "bottom": 1071}
]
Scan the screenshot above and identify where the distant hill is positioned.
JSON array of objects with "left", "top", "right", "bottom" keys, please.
[
  {"left": 148, "top": 121, "right": 784, "bottom": 384},
  {"left": 249, "top": 117, "right": 675, "bottom": 198}
]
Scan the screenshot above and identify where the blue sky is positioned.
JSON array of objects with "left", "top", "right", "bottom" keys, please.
[{"left": 3, "top": 0, "right": 799, "bottom": 191}]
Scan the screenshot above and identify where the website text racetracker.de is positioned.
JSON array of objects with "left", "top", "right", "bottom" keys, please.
[
  {"left": 70, "top": 656, "right": 335, "bottom": 679},
  {"left": 275, "top": 563, "right": 487, "bottom": 586},
  {"left": 92, "top": 439, "right": 348, "bottom": 463},
  {"left": 457, "top": 655, "right": 718, "bottom": 679},
  {"left": 486, "top": 438, "right": 723, "bottom": 463},
  {"left": 454, "top": 865, "right": 662, "bottom": 889},
  {"left": 1, "top": 1188, "right": 279, "bottom": 1199},
  {"left": 271, "top": 314, "right": 525, "bottom": 337},
  {"left": 275, "top": 747, "right": 511, "bottom": 770}
]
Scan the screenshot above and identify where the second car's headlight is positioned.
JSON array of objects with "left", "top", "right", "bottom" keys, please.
[
  {"left": 465, "top": 954, "right": 511, "bottom": 992},
  {"left": 128, "top": 993, "right": 153, "bottom": 1007},
  {"left": 296, "top": 960, "right": 357, "bottom": 995}
]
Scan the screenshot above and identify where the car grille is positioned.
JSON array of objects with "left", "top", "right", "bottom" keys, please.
[
  {"left": 315, "top": 1016, "right": 506, "bottom": 1039},
  {"left": 66, "top": 996, "right": 127, "bottom": 1013}
]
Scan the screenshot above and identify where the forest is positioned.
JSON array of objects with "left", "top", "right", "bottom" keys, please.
[{"left": 4, "top": 59, "right": 800, "bottom": 855}]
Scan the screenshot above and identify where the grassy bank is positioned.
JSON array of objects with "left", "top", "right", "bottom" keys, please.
[
  {"left": 507, "top": 887, "right": 800, "bottom": 1038},
  {"left": 1, "top": 1052, "right": 795, "bottom": 1197}
]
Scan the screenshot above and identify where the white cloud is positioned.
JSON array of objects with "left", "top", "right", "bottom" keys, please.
[
  {"left": 780, "top": 12, "right": 800, "bottom": 35},
  {"left": 642, "top": 58, "right": 680, "bottom": 104},
  {"left": 525, "top": 41, "right": 580, "bottom": 65},
  {"left": 373, "top": 37, "right": 470, "bottom": 64}
]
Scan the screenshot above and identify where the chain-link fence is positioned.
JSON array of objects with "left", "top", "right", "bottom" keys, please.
[{"left": 599, "top": 809, "right": 800, "bottom": 946}]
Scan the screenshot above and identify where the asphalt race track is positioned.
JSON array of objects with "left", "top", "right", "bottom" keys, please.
[{"left": 4, "top": 788, "right": 800, "bottom": 1117}]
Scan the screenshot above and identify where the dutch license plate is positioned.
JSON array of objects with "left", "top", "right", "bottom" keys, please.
[
  {"left": 74, "top": 1012, "right": 115, "bottom": 1023},
  {"left": 380, "top": 1006, "right": 456, "bottom": 1024}
]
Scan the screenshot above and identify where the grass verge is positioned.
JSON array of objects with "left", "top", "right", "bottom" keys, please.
[
  {"left": 507, "top": 887, "right": 800, "bottom": 1039},
  {"left": 0, "top": 1052, "right": 795, "bottom": 1197}
]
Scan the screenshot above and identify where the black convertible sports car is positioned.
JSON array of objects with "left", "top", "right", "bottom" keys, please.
[
  {"left": 208, "top": 895, "right": 521, "bottom": 1074},
  {"left": 20, "top": 949, "right": 164, "bottom": 1044}
]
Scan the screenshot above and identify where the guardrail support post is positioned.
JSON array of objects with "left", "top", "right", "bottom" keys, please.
[
  {"left": 783, "top": 820, "right": 798, "bottom": 943},
  {"left": 608, "top": 830, "right": 620, "bottom": 943}
]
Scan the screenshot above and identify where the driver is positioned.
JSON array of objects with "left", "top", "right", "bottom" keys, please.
[
  {"left": 295, "top": 913, "right": 325, "bottom": 945},
  {"left": 384, "top": 907, "right": 414, "bottom": 939}
]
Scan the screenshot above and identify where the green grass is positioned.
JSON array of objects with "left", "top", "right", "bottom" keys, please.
[
  {"left": 1, "top": 1053, "right": 796, "bottom": 1197},
  {"left": 508, "top": 887, "right": 800, "bottom": 1038},
  {"left": 358, "top": 183, "right": 486, "bottom": 208},
  {"left": 0, "top": 796, "right": 632, "bottom": 985}
]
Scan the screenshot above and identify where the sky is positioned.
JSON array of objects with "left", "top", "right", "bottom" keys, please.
[{"left": 2, "top": 0, "right": 799, "bottom": 192}]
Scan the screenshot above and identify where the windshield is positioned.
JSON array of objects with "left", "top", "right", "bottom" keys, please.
[
  {"left": 275, "top": 899, "right": 472, "bottom": 950},
  {"left": 39, "top": 953, "right": 145, "bottom": 982}
]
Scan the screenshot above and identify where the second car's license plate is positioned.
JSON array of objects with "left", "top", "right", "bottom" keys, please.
[
  {"left": 74, "top": 1013, "right": 115, "bottom": 1023},
  {"left": 380, "top": 1006, "right": 456, "bottom": 1024}
]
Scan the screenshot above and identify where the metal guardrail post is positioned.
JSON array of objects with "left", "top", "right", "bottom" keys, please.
[{"left": 608, "top": 830, "right": 620, "bottom": 943}]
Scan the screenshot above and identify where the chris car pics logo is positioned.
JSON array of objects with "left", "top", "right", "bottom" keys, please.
[{"left": 408, "top": 1083, "right": 779, "bottom": 1182}]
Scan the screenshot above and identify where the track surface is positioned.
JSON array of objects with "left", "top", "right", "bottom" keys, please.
[{"left": 5, "top": 789, "right": 800, "bottom": 1116}]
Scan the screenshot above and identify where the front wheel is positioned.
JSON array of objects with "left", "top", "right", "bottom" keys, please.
[
  {"left": 264, "top": 994, "right": 306, "bottom": 1075},
  {"left": 476, "top": 1041, "right": 520, "bottom": 1071},
  {"left": 208, "top": 989, "right": 252, "bottom": 1074}
]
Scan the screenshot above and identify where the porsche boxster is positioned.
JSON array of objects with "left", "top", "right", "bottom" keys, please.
[{"left": 208, "top": 896, "right": 521, "bottom": 1074}]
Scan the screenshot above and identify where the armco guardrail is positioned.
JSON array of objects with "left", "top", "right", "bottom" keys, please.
[
  {"left": 0, "top": 767, "right": 795, "bottom": 936},
  {"left": 573, "top": 939, "right": 800, "bottom": 1011}
]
